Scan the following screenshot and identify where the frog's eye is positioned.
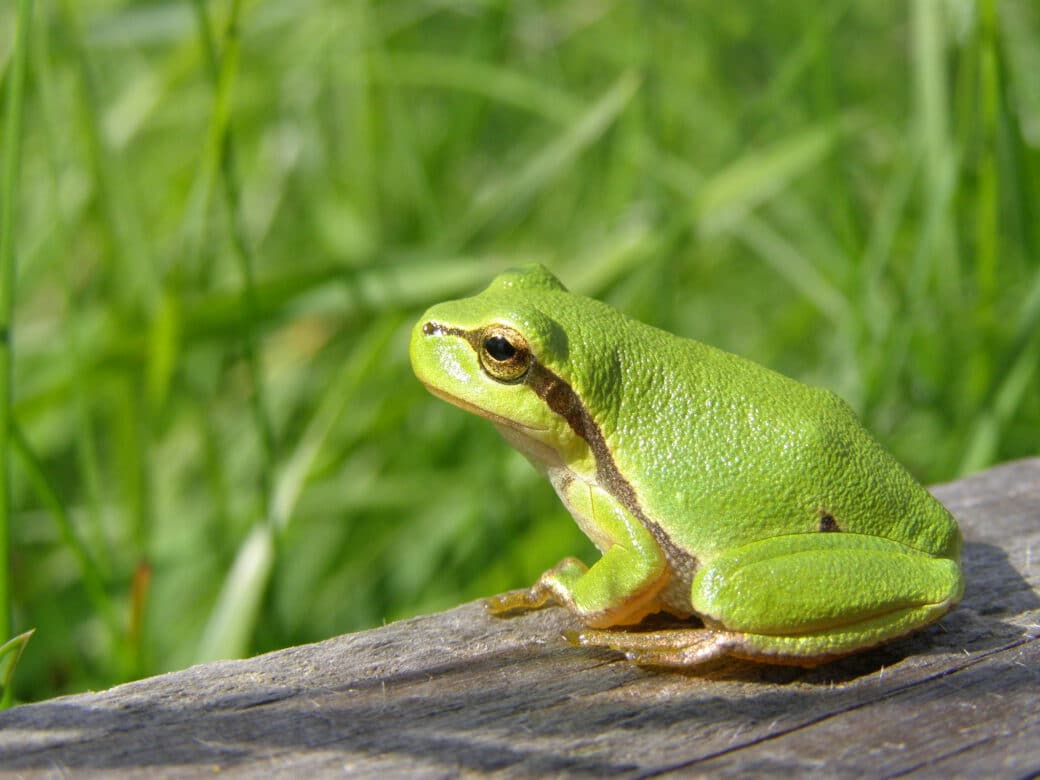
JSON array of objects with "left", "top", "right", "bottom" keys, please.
[{"left": 479, "top": 326, "right": 532, "bottom": 382}]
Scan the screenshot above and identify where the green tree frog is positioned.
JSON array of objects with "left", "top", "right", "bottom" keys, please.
[{"left": 409, "top": 265, "right": 963, "bottom": 667}]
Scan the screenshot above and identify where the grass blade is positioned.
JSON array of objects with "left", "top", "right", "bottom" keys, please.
[
  {"left": 11, "top": 423, "right": 121, "bottom": 640},
  {"left": 445, "top": 71, "right": 641, "bottom": 248},
  {"left": 191, "top": 0, "right": 277, "bottom": 507},
  {"left": 694, "top": 120, "right": 850, "bottom": 238},
  {"left": 383, "top": 52, "right": 580, "bottom": 123},
  {"left": 0, "top": 628, "right": 34, "bottom": 705},
  {"left": 194, "top": 525, "right": 274, "bottom": 663},
  {"left": 271, "top": 317, "right": 400, "bottom": 533},
  {"left": 0, "top": 0, "right": 33, "bottom": 700}
]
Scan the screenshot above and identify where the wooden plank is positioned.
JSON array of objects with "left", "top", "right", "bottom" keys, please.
[{"left": 0, "top": 458, "right": 1037, "bottom": 777}]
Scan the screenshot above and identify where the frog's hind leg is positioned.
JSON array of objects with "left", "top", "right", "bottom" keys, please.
[
  {"left": 572, "top": 533, "right": 962, "bottom": 668},
  {"left": 566, "top": 626, "right": 741, "bottom": 667},
  {"left": 686, "top": 532, "right": 963, "bottom": 665}
]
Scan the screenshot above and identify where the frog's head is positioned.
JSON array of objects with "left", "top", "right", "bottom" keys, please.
[{"left": 410, "top": 264, "right": 593, "bottom": 468}]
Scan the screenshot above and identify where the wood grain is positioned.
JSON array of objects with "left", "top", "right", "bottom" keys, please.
[{"left": 0, "top": 459, "right": 1037, "bottom": 778}]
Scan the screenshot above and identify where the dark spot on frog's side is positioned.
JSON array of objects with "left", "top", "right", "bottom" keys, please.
[{"left": 818, "top": 513, "right": 840, "bottom": 532}]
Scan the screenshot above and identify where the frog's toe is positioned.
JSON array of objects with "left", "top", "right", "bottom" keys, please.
[
  {"left": 624, "top": 642, "right": 725, "bottom": 667},
  {"left": 485, "top": 588, "right": 549, "bottom": 615},
  {"left": 567, "top": 627, "right": 733, "bottom": 667}
]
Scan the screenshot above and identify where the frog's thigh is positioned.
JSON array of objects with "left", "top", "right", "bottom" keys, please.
[{"left": 691, "top": 533, "right": 963, "bottom": 661}]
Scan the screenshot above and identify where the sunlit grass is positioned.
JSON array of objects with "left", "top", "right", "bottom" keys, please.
[
  {"left": 0, "top": 0, "right": 33, "bottom": 707},
  {"left": 0, "top": 0, "right": 1037, "bottom": 703}
]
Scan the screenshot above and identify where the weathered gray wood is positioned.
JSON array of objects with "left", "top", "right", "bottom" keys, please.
[{"left": 0, "top": 459, "right": 1038, "bottom": 778}]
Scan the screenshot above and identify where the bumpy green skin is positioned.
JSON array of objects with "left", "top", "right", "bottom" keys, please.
[{"left": 410, "top": 264, "right": 963, "bottom": 666}]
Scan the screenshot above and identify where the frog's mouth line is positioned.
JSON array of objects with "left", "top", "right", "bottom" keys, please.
[{"left": 418, "top": 381, "right": 550, "bottom": 434}]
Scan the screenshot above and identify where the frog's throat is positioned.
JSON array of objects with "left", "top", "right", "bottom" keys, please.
[{"left": 422, "top": 320, "right": 696, "bottom": 583}]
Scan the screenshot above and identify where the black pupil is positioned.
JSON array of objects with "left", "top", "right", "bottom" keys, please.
[{"left": 485, "top": 336, "right": 517, "bottom": 361}]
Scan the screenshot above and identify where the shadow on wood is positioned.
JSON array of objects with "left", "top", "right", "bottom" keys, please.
[{"left": 0, "top": 459, "right": 1038, "bottom": 777}]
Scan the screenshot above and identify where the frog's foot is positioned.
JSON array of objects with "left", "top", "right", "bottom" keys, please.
[
  {"left": 485, "top": 557, "right": 589, "bottom": 615},
  {"left": 565, "top": 627, "right": 737, "bottom": 667}
]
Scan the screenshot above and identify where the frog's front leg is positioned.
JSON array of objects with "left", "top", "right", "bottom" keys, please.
[
  {"left": 574, "top": 532, "right": 963, "bottom": 667},
  {"left": 486, "top": 474, "right": 668, "bottom": 628}
]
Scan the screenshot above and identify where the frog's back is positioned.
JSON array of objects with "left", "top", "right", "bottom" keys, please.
[{"left": 541, "top": 296, "right": 959, "bottom": 565}]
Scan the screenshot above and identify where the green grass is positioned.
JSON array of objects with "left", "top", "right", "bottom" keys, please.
[
  {"left": 0, "top": 0, "right": 1037, "bottom": 703},
  {"left": 0, "top": 0, "right": 33, "bottom": 706}
]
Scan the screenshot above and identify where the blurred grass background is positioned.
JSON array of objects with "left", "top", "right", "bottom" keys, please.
[{"left": 0, "top": 0, "right": 1037, "bottom": 702}]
